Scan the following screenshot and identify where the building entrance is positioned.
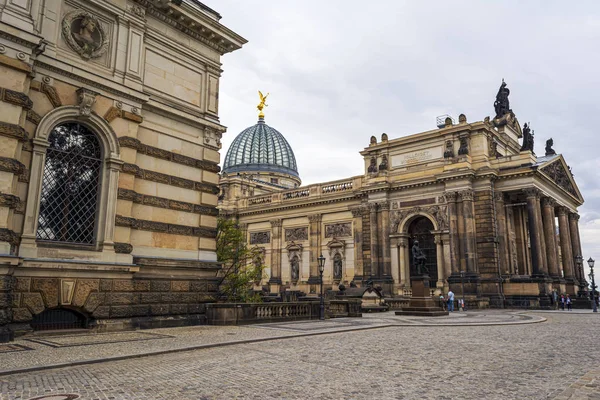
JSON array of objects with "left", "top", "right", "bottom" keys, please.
[{"left": 408, "top": 216, "right": 438, "bottom": 287}]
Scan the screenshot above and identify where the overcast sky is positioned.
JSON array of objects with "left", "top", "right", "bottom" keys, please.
[{"left": 213, "top": 1, "right": 600, "bottom": 279}]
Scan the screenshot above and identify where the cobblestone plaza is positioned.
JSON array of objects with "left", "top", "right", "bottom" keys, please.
[{"left": 0, "top": 311, "right": 598, "bottom": 400}]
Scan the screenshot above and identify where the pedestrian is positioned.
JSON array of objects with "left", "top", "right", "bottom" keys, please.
[
  {"left": 447, "top": 290, "right": 455, "bottom": 312},
  {"left": 566, "top": 294, "right": 572, "bottom": 311},
  {"left": 560, "top": 294, "right": 565, "bottom": 310},
  {"left": 552, "top": 290, "right": 558, "bottom": 310},
  {"left": 459, "top": 298, "right": 466, "bottom": 312},
  {"left": 439, "top": 294, "right": 446, "bottom": 311}
]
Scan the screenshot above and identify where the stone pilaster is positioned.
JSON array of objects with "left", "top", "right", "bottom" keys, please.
[
  {"left": 268, "top": 219, "right": 282, "bottom": 286},
  {"left": 307, "top": 214, "right": 322, "bottom": 285},
  {"left": 350, "top": 207, "right": 364, "bottom": 281},
  {"left": 557, "top": 207, "right": 577, "bottom": 289},
  {"left": 523, "top": 189, "right": 545, "bottom": 276},
  {"left": 535, "top": 195, "right": 548, "bottom": 275},
  {"left": 368, "top": 203, "right": 380, "bottom": 278},
  {"left": 459, "top": 189, "right": 477, "bottom": 274},
  {"left": 399, "top": 236, "right": 410, "bottom": 287},
  {"left": 434, "top": 234, "right": 445, "bottom": 288},
  {"left": 379, "top": 202, "right": 392, "bottom": 278},
  {"left": 444, "top": 191, "right": 460, "bottom": 275},
  {"left": 541, "top": 198, "right": 560, "bottom": 278},
  {"left": 494, "top": 192, "right": 509, "bottom": 275}
]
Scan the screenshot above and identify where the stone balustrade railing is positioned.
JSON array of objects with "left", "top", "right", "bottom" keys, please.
[{"left": 242, "top": 176, "right": 363, "bottom": 208}]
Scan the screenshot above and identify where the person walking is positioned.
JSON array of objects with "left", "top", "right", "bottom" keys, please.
[
  {"left": 566, "top": 294, "right": 572, "bottom": 311},
  {"left": 447, "top": 290, "right": 455, "bottom": 312},
  {"left": 560, "top": 294, "right": 565, "bottom": 310},
  {"left": 552, "top": 290, "right": 558, "bottom": 310}
]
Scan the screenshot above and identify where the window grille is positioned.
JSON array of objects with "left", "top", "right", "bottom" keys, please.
[{"left": 36, "top": 123, "right": 102, "bottom": 245}]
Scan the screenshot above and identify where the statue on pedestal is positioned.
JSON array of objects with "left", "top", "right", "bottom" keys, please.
[
  {"left": 494, "top": 79, "right": 512, "bottom": 119},
  {"left": 412, "top": 240, "right": 428, "bottom": 276}
]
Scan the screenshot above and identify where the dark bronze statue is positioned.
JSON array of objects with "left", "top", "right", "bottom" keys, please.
[
  {"left": 367, "top": 156, "right": 377, "bottom": 173},
  {"left": 494, "top": 79, "right": 512, "bottom": 119},
  {"left": 378, "top": 155, "right": 388, "bottom": 171},
  {"left": 545, "top": 138, "right": 556, "bottom": 156},
  {"left": 412, "top": 240, "right": 428, "bottom": 276},
  {"left": 520, "top": 122, "right": 535, "bottom": 153}
]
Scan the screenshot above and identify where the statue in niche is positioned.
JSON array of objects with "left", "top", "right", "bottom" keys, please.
[
  {"left": 545, "top": 138, "right": 556, "bottom": 156},
  {"left": 458, "top": 137, "right": 469, "bottom": 155},
  {"left": 494, "top": 79, "right": 512, "bottom": 119},
  {"left": 290, "top": 255, "right": 299, "bottom": 281},
  {"left": 378, "top": 155, "right": 388, "bottom": 171},
  {"left": 520, "top": 123, "right": 535, "bottom": 153},
  {"left": 333, "top": 253, "right": 343, "bottom": 280},
  {"left": 412, "top": 240, "right": 428, "bottom": 276},
  {"left": 367, "top": 156, "right": 378, "bottom": 173},
  {"left": 62, "top": 11, "right": 108, "bottom": 60},
  {"left": 444, "top": 140, "right": 454, "bottom": 158}
]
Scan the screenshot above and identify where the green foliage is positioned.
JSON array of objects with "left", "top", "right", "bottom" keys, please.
[{"left": 216, "top": 217, "right": 266, "bottom": 302}]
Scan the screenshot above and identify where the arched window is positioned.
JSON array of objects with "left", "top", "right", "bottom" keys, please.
[{"left": 36, "top": 123, "right": 102, "bottom": 245}]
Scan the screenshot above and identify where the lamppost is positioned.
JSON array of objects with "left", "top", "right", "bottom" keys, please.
[
  {"left": 588, "top": 257, "right": 597, "bottom": 313},
  {"left": 460, "top": 270, "right": 466, "bottom": 312},
  {"left": 318, "top": 254, "right": 326, "bottom": 320}
]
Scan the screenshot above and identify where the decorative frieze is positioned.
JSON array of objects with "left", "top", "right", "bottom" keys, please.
[
  {"left": 285, "top": 227, "right": 308, "bottom": 242},
  {"left": 325, "top": 223, "right": 352, "bottom": 238},
  {"left": 120, "top": 163, "right": 219, "bottom": 194},
  {"left": 118, "top": 137, "right": 220, "bottom": 172},
  {"left": 390, "top": 205, "right": 449, "bottom": 232},
  {"left": 115, "top": 215, "right": 217, "bottom": 238},
  {"left": 249, "top": 231, "right": 270, "bottom": 244}
]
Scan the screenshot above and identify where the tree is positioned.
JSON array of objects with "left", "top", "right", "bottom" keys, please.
[{"left": 216, "top": 217, "right": 265, "bottom": 302}]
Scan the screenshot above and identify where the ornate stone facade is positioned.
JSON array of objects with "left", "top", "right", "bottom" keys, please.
[
  {"left": 0, "top": 1, "right": 245, "bottom": 340},
  {"left": 220, "top": 81, "right": 584, "bottom": 308}
]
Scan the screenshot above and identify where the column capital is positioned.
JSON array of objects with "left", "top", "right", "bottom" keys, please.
[
  {"left": 443, "top": 191, "right": 457, "bottom": 202},
  {"left": 569, "top": 213, "right": 580, "bottom": 222},
  {"left": 308, "top": 214, "right": 322, "bottom": 223},
  {"left": 379, "top": 202, "right": 390, "bottom": 211},
  {"left": 493, "top": 191, "right": 505, "bottom": 202},
  {"left": 368, "top": 202, "right": 378, "bottom": 212},
  {"left": 270, "top": 219, "right": 283, "bottom": 228},
  {"left": 557, "top": 206, "right": 570, "bottom": 216},
  {"left": 399, "top": 238, "right": 408, "bottom": 248},
  {"left": 541, "top": 197, "right": 556, "bottom": 208},
  {"left": 350, "top": 207, "right": 362, "bottom": 218},
  {"left": 523, "top": 188, "right": 541, "bottom": 199},
  {"left": 458, "top": 189, "right": 474, "bottom": 201}
]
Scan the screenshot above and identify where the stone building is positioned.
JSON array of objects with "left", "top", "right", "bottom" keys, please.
[
  {"left": 0, "top": 0, "right": 245, "bottom": 341},
  {"left": 219, "top": 83, "right": 586, "bottom": 309}
]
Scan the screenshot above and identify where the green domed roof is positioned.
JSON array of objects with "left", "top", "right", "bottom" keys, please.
[{"left": 223, "top": 117, "right": 299, "bottom": 178}]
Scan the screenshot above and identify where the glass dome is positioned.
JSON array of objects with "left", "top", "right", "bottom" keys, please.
[{"left": 222, "top": 117, "right": 299, "bottom": 178}]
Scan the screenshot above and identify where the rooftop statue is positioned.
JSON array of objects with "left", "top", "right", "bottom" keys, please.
[
  {"left": 494, "top": 79, "right": 512, "bottom": 119},
  {"left": 257, "top": 90, "right": 269, "bottom": 118},
  {"left": 545, "top": 138, "right": 557, "bottom": 156},
  {"left": 520, "top": 122, "right": 535, "bottom": 153}
]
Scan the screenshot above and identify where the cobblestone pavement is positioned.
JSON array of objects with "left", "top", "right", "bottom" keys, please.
[{"left": 0, "top": 311, "right": 598, "bottom": 399}]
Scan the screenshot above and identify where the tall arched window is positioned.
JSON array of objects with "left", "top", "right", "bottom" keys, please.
[{"left": 36, "top": 123, "right": 103, "bottom": 245}]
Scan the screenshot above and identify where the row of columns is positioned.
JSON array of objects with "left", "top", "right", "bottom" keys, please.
[
  {"left": 443, "top": 190, "right": 477, "bottom": 276},
  {"left": 495, "top": 188, "right": 583, "bottom": 285}
]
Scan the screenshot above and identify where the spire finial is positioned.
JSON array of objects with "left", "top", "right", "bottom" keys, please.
[{"left": 257, "top": 90, "right": 269, "bottom": 118}]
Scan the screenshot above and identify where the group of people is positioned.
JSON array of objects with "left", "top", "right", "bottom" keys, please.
[
  {"left": 439, "top": 290, "right": 464, "bottom": 312},
  {"left": 552, "top": 291, "right": 573, "bottom": 311}
]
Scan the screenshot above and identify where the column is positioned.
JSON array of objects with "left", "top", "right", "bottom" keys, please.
[
  {"left": 268, "top": 219, "right": 282, "bottom": 286},
  {"left": 308, "top": 214, "right": 322, "bottom": 284},
  {"left": 398, "top": 236, "right": 410, "bottom": 287},
  {"left": 459, "top": 189, "right": 477, "bottom": 273},
  {"left": 494, "top": 191, "right": 510, "bottom": 275},
  {"left": 535, "top": 195, "right": 548, "bottom": 274},
  {"left": 557, "top": 207, "right": 576, "bottom": 282},
  {"left": 444, "top": 192, "right": 460, "bottom": 274},
  {"left": 368, "top": 202, "right": 379, "bottom": 278},
  {"left": 434, "top": 234, "right": 445, "bottom": 288},
  {"left": 569, "top": 213, "right": 585, "bottom": 283},
  {"left": 380, "top": 202, "right": 392, "bottom": 278},
  {"left": 541, "top": 198, "right": 560, "bottom": 278},
  {"left": 524, "top": 188, "right": 545, "bottom": 276},
  {"left": 350, "top": 207, "right": 364, "bottom": 281}
]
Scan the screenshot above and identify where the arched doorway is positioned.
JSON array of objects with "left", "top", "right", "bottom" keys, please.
[
  {"left": 408, "top": 216, "right": 437, "bottom": 286},
  {"left": 31, "top": 308, "right": 88, "bottom": 331}
]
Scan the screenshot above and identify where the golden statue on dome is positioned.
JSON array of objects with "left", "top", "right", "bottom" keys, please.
[{"left": 257, "top": 90, "right": 269, "bottom": 118}]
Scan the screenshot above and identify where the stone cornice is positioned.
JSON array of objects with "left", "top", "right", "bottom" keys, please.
[
  {"left": 120, "top": 163, "right": 219, "bottom": 194},
  {"left": 115, "top": 215, "right": 217, "bottom": 238},
  {"left": 117, "top": 188, "right": 218, "bottom": 216},
  {"left": 118, "top": 137, "right": 220, "bottom": 173}
]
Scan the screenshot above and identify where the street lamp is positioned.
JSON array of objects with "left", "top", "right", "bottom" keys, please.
[
  {"left": 588, "top": 257, "right": 597, "bottom": 313},
  {"left": 460, "top": 270, "right": 466, "bottom": 312},
  {"left": 318, "top": 254, "right": 326, "bottom": 320}
]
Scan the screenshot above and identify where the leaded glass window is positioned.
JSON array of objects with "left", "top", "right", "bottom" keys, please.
[{"left": 36, "top": 123, "right": 103, "bottom": 245}]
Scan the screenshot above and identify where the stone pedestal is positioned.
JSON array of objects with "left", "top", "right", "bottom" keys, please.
[{"left": 395, "top": 276, "right": 448, "bottom": 317}]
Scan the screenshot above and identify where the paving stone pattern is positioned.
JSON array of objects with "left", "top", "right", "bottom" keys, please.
[{"left": 0, "top": 311, "right": 598, "bottom": 399}]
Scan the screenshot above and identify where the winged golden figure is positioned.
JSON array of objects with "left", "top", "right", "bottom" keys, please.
[{"left": 257, "top": 90, "right": 269, "bottom": 117}]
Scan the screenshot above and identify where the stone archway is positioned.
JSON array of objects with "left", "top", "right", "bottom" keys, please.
[{"left": 407, "top": 216, "right": 438, "bottom": 287}]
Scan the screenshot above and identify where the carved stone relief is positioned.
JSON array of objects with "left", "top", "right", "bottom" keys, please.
[
  {"left": 540, "top": 160, "right": 577, "bottom": 197},
  {"left": 62, "top": 10, "right": 109, "bottom": 59},
  {"left": 249, "top": 231, "right": 270, "bottom": 245},
  {"left": 324, "top": 223, "right": 352, "bottom": 238},
  {"left": 285, "top": 227, "right": 308, "bottom": 242},
  {"left": 390, "top": 205, "right": 448, "bottom": 233}
]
